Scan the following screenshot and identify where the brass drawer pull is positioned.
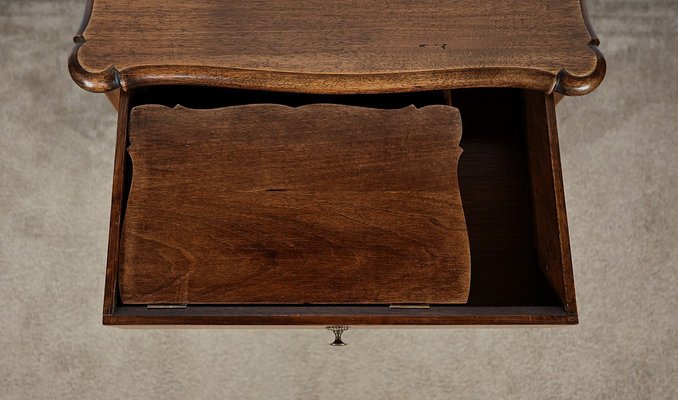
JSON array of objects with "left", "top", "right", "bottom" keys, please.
[{"left": 326, "top": 326, "right": 349, "bottom": 346}]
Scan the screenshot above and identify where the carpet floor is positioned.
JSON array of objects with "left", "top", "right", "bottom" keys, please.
[{"left": 1, "top": 1, "right": 676, "bottom": 398}]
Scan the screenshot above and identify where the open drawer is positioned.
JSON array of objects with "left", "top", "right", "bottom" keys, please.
[{"left": 102, "top": 87, "right": 577, "bottom": 325}]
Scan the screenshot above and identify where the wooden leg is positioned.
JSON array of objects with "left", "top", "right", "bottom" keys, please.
[{"left": 105, "top": 89, "right": 121, "bottom": 111}]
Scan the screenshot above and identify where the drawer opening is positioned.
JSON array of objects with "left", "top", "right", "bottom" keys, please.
[
  {"left": 107, "top": 87, "right": 573, "bottom": 324},
  {"left": 130, "top": 86, "right": 452, "bottom": 110},
  {"left": 450, "top": 89, "right": 562, "bottom": 307}
]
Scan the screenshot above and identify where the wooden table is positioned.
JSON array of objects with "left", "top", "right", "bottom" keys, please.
[{"left": 69, "top": 0, "right": 605, "bottom": 329}]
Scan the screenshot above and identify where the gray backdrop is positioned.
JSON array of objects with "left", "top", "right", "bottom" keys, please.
[{"left": 1, "top": 1, "right": 676, "bottom": 399}]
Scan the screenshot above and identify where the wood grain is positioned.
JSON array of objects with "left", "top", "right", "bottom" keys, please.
[
  {"left": 449, "top": 89, "right": 561, "bottom": 307},
  {"left": 104, "top": 89, "right": 120, "bottom": 111},
  {"left": 100, "top": 88, "right": 577, "bottom": 325},
  {"left": 524, "top": 91, "right": 577, "bottom": 313},
  {"left": 104, "top": 305, "right": 577, "bottom": 326},
  {"left": 69, "top": 0, "right": 605, "bottom": 95},
  {"left": 119, "top": 104, "right": 470, "bottom": 305},
  {"left": 102, "top": 89, "right": 131, "bottom": 315}
]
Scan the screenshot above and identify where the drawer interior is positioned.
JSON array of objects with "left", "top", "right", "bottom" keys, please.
[{"left": 105, "top": 87, "right": 574, "bottom": 324}]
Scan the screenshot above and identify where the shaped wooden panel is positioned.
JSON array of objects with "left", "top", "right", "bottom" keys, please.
[{"left": 119, "top": 104, "right": 470, "bottom": 305}]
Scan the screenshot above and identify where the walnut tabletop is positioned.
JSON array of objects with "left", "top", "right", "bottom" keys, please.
[{"left": 69, "top": 0, "right": 605, "bottom": 96}]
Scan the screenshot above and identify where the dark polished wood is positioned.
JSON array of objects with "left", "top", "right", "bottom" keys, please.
[
  {"left": 105, "top": 305, "right": 576, "bottom": 326},
  {"left": 524, "top": 92, "right": 577, "bottom": 313},
  {"left": 97, "top": 88, "right": 577, "bottom": 325},
  {"left": 69, "top": 0, "right": 604, "bottom": 95},
  {"left": 450, "top": 89, "right": 560, "bottom": 307},
  {"left": 61, "top": 0, "right": 606, "bottom": 327},
  {"left": 120, "top": 104, "right": 470, "bottom": 305},
  {"left": 104, "top": 89, "right": 120, "bottom": 111},
  {"left": 102, "top": 89, "right": 131, "bottom": 315}
]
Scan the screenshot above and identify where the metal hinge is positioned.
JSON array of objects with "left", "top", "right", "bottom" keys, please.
[
  {"left": 389, "top": 304, "right": 430, "bottom": 309},
  {"left": 146, "top": 304, "right": 187, "bottom": 309}
]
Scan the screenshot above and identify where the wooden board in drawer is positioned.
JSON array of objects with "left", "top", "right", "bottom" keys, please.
[{"left": 120, "top": 104, "right": 470, "bottom": 305}]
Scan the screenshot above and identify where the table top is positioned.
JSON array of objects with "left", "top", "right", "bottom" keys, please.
[{"left": 69, "top": 0, "right": 605, "bottom": 95}]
